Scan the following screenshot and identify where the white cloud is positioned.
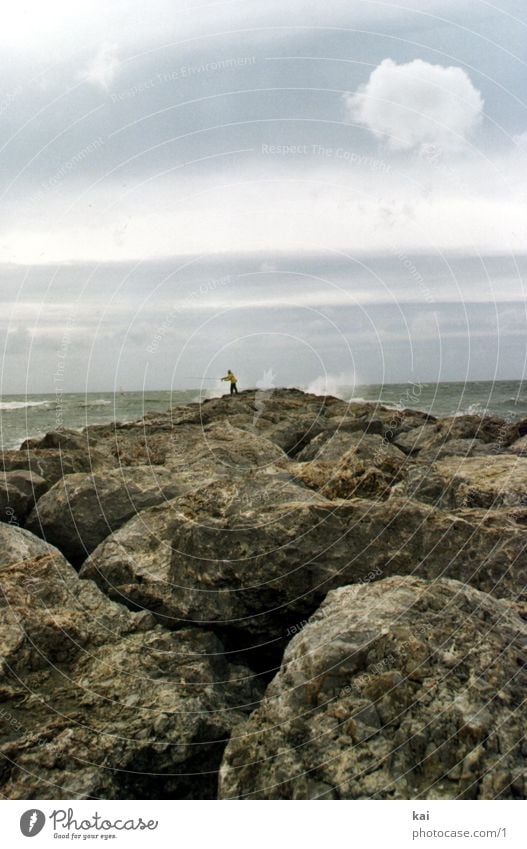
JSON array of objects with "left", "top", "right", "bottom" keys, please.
[
  {"left": 512, "top": 131, "right": 527, "bottom": 151},
  {"left": 344, "top": 58, "right": 484, "bottom": 153},
  {"left": 81, "top": 43, "right": 120, "bottom": 89},
  {"left": 3, "top": 176, "right": 526, "bottom": 262}
]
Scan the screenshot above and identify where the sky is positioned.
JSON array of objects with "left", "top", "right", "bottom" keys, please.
[{"left": 1, "top": 0, "right": 526, "bottom": 392}]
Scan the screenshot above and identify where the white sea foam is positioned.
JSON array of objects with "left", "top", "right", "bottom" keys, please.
[
  {"left": 0, "top": 400, "right": 50, "bottom": 411},
  {"left": 304, "top": 373, "right": 358, "bottom": 399}
]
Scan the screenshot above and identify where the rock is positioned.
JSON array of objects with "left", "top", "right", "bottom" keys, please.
[
  {"left": 0, "top": 528, "right": 139, "bottom": 678},
  {"left": 0, "top": 522, "right": 59, "bottom": 567},
  {"left": 0, "top": 523, "right": 262, "bottom": 799},
  {"left": 437, "top": 415, "right": 509, "bottom": 444},
  {"left": 394, "top": 423, "right": 440, "bottom": 454},
  {"left": 508, "top": 435, "right": 527, "bottom": 456},
  {"left": 84, "top": 484, "right": 527, "bottom": 640},
  {"left": 432, "top": 456, "right": 527, "bottom": 509},
  {"left": 25, "top": 466, "right": 188, "bottom": 565},
  {"left": 219, "top": 576, "right": 527, "bottom": 799},
  {"left": 292, "top": 438, "right": 406, "bottom": 500},
  {"left": 416, "top": 438, "right": 488, "bottom": 464},
  {"left": 296, "top": 431, "right": 403, "bottom": 463},
  {"left": 165, "top": 422, "right": 288, "bottom": 472},
  {"left": 0, "top": 449, "right": 106, "bottom": 487},
  {"left": 394, "top": 416, "right": 509, "bottom": 456},
  {"left": 80, "top": 473, "right": 329, "bottom": 630},
  {"left": 0, "top": 471, "right": 47, "bottom": 524},
  {"left": 21, "top": 428, "right": 91, "bottom": 452},
  {"left": 5, "top": 388, "right": 527, "bottom": 801}
]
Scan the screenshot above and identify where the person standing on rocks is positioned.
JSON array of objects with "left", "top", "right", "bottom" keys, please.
[{"left": 221, "top": 370, "right": 239, "bottom": 395}]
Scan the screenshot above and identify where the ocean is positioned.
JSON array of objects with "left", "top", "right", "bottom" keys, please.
[{"left": 1, "top": 381, "right": 526, "bottom": 451}]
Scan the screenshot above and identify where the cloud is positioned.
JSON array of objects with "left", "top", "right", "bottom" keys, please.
[
  {"left": 513, "top": 131, "right": 527, "bottom": 151},
  {"left": 344, "top": 58, "right": 484, "bottom": 153},
  {"left": 81, "top": 43, "right": 120, "bottom": 89}
]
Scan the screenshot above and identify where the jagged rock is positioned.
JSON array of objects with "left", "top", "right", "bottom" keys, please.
[
  {"left": 21, "top": 428, "right": 92, "bottom": 452},
  {"left": 0, "top": 522, "right": 59, "bottom": 567},
  {"left": 432, "top": 456, "right": 527, "bottom": 509},
  {"left": 84, "top": 418, "right": 288, "bottom": 473},
  {"left": 164, "top": 422, "right": 288, "bottom": 472},
  {"left": 416, "top": 438, "right": 489, "bottom": 464},
  {"left": 4, "top": 388, "right": 527, "bottom": 801},
  {"left": 25, "top": 466, "right": 188, "bottom": 565},
  {"left": 83, "top": 482, "right": 527, "bottom": 640},
  {"left": 292, "top": 438, "right": 406, "bottom": 500},
  {"left": 394, "top": 423, "right": 441, "bottom": 454},
  {"left": 394, "top": 417, "right": 509, "bottom": 456},
  {"left": 296, "top": 431, "right": 403, "bottom": 463},
  {"left": 508, "top": 435, "right": 527, "bottom": 456},
  {"left": 80, "top": 474, "right": 328, "bottom": 629},
  {"left": 219, "top": 576, "right": 527, "bottom": 800},
  {"left": 1, "top": 449, "right": 106, "bottom": 487},
  {"left": 292, "top": 460, "right": 401, "bottom": 501},
  {"left": 0, "top": 523, "right": 262, "bottom": 799},
  {"left": 0, "top": 471, "right": 47, "bottom": 524},
  {"left": 391, "top": 455, "right": 527, "bottom": 514}
]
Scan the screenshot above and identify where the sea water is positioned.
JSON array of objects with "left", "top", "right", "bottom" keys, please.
[{"left": 1, "top": 381, "right": 526, "bottom": 451}]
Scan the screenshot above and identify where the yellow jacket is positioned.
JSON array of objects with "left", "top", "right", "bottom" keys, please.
[{"left": 222, "top": 373, "right": 237, "bottom": 383}]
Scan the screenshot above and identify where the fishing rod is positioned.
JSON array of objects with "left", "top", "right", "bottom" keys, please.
[{"left": 183, "top": 377, "right": 221, "bottom": 381}]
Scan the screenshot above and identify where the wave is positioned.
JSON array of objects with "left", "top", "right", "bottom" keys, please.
[
  {"left": 304, "top": 374, "right": 358, "bottom": 399},
  {"left": 451, "top": 403, "right": 491, "bottom": 417},
  {"left": 0, "top": 400, "right": 50, "bottom": 411},
  {"left": 81, "top": 399, "right": 112, "bottom": 408},
  {"left": 498, "top": 397, "right": 527, "bottom": 406}
]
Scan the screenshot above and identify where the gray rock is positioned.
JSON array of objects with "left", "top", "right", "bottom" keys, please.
[
  {"left": 0, "top": 523, "right": 262, "bottom": 799},
  {"left": 84, "top": 483, "right": 527, "bottom": 638},
  {"left": 416, "top": 438, "right": 487, "bottom": 464},
  {"left": 293, "top": 437, "right": 406, "bottom": 500},
  {"left": 508, "top": 434, "right": 527, "bottom": 455},
  {"left": 21, "top": 428, "right": 91, "bottom": 452},
  {"left": 0, "top": 471, "right": 47, "bottom": 524},
  {"left": 25, "top": 465, "right": 188, "bottom": 565},
  {"left": 296, "top": 432, "right": 404, "bottom": 463},
  {"left": 394, "top": 423, "right": 441, "bottom": 454},
  {"left": 0, "top": 522, "right": 59, "bottom": 568},
  {"left": 1, "top": 448, "right": 105, "bottom": 487},
  {"left": 219, "top": 576, "right": 527, "bottom": 799},
  {"left": 80, "top": 474, "right": 328, "bottom": 627},
  {"left": 433, "top": 456, "right": 527, "bottom": 509}
]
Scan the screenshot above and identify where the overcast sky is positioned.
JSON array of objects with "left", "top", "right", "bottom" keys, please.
[{"left": 1, "top": 0, "right": 526, "bottom": 392}]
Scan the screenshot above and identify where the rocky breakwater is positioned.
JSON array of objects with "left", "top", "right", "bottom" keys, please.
[{"left": 1, "top": 388, "right": 526, "bottom": 799}]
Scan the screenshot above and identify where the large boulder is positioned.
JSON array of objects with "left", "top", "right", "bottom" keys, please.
[
  {"left": 80, "top": 473, "right": 329, "bottom": 630},
  {"left": 219, "top": 576, "right": 527, "bottom": 799},
  {"left": 416, "top": 438, "right": 490, "bottom": 464},
  {"left": 434, "top": 456, "right": 527, "bottom": 509},
  {"left": 83, "top": 481, "right": 527, "bottom": 640},
  {"left": 25, "top": 465, "right": 188, "bottom": 565},
  {"left": 1, "top": 448, "right": 105, "bottom": 487},
  {"left": 394, "top": 416, "right": 509, "bottom": 456},
  {"left": 21, "top": 428, "right": 93, "bottom": 452},
  {"left": 293, "top": 436, "right": 406, "bottom": 500},
  {"left": 0, "top": 470, "right": 47, "bottom": 524},
  {"left": 508, "top": 435, "right": 527, "bottom": 456},
  {"left": 164, "top": 422, "right": 288, "bottom": 473},
  {"left": 394, "top": 423, "right": 441, "bottom": 454},
  {"left": 391, "top": 455, "right": 527, "bottom": 512},
  {"left": 296, "top": 432, "right": 403, "bottom": 464},
  {"left": 0, "top": 521, "right": 59, "bottom": 567},
  {"left": 0, "top": 524, "right": 262, "bottom": 799}
]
